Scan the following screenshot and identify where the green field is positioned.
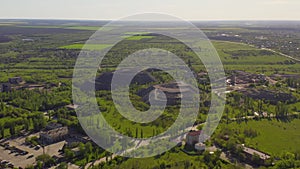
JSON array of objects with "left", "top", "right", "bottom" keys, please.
[
  {"left": 122, "top": 35, "right": 154, "bottom": 40},
  {"left": 220, "top": 119, "right": 300, "bottom": 155},
  {"left": 211, "top": 40, "right": 300, "bottom": 75},
  {"left": 64, "top": 26, "right": 101, "bottom": 31},
  {"left": 213, "top": 41, "right": 290, "bottom": 64},
  {"left": 18, "top": 25, "right": 104, "bottom": 31},
  {"left": 59, "top": 44, "right": 112, "bottom": 50},
  {"left": 124, "top": 32, "right": 150, "bottom": 35}
]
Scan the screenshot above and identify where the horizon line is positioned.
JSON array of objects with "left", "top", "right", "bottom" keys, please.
[{"left": 1, "top": 17, "right": 300, "bottom": 22}]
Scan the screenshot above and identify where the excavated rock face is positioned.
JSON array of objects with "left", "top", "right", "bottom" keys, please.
[
  {"left": 95, "top": 71, "right": 156, "bottom": 91},
  {"left": 138, "top": 82, "right": 198, "bottom": 106},
  {"left": 239, "top": 88, "right": 296, "bottom": 104}
]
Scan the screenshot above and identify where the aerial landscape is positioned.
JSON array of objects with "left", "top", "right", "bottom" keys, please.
[{"left": 0, "top": 1, "right": 300, "bottom": 169}]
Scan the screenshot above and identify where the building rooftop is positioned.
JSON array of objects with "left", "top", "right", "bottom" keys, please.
[
  {"left": 243, "top": 146, "right": 271, "bottom": 160},
  {"left": 41, "top": 127, "right": 68, "bottom": 138},
  {"left": 153, "top": 82, "right": 197, "bottom": 93},
  {"left": 187, "top": 130, "right": 201, "bottom": 137}
]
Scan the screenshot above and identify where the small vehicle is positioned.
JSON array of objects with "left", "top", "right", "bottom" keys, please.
[
  {"left": 20, "top": 151, "right": 28, "bottom": 155},
  {"left": 7, "top": 162, "right": 14, "bottom": 168},
  {"left": 1, "top": 160, "right": 8, "bottom": 163},
  {"left": 27, "top": 155, "right": 34, "bottom": 159},
  {"left": 34, "top": 145, "right": 41, "bottom": 150}
]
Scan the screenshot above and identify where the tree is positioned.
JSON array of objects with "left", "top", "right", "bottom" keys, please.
[
  {"left": 184, "top": 160, "right": 190, "bottom": 169},
  {"left": 64, "top": 148, "right": 75, "bottom": 160},
  {"left": 160, "top": 161, "right": 166, "bottom": 169},
  {"left": 48, "top": 110, "right": 54, "bottom": 121},
  {"left": 225, "top": 107, "right": 229, "bottom": 124},
  {"left": 140, "top": 129, "right": 143, "bottom": 138},
  {"left": 251, "top": 153, "right": 261, "bottom": 165},
  {"left": 188, "top": 59, "right": 192, "bottom": 67},
  {"left": 7, "top": 121, "right": 16, "bottom": 136},
  {"left": 32, "top": 113, "right": 47, "bottom": 131},
  {"left": 275, "top": 152, "right": 298, "bottom": 169},
  {"left": 36, "top": 154, "right": 55, "bottom": 167},
  {"left": 258, "top": 100, "right": 263, "bottom": 114},
  {"left": 23, "top": 118, "right": 30, "bottom": 131},
  {"left": 275, "top": 101, "right": 289, "bottom": 119},
  {"left": 56, "top": 162, "right": 68, "bottom": 169},
  {"left": 98, "top": 161, "right": 105, "bottom": 169},
  {"left": 85, "top": 142, "right": 93, "bottom": 155},
  {"left": 79, "top": 142, "right": 85, "bottom": 155},
  {"left": 0, "top": 123, "right": 4, "bottom": 138},
  {"left": 135, "top": 128, "right": 138, "bottom": 138}
]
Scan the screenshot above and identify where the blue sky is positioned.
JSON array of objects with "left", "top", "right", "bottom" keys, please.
[{"left": 1, "top": 0, "right": 300, "bottom": 20}]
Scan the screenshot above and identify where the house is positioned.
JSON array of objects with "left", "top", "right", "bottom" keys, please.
[
  {"left": 8, "top": 77, "right": 23, "bottom": 84},
  {"left": 186, "top": 130, "right": 201, "bottom": 146},
  {"left": 40, "top": 127, "right": 68, "bottom": 144},
  {"left": 227, "top": 70, "right": 267, "bottom": 86},
  {"left": 0, "top": 83, "right": 11, "bottom": 92}
]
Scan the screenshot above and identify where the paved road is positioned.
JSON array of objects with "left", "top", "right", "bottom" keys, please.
[{"left": 261, "top": 47, "right": 300, "bottom": 62}]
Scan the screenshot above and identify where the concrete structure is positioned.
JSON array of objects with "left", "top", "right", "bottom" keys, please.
[
  {"left": 139, "top": 81, "right": 198, "bottom": 106},
  {"left": 242, "top": 145, "right": 271, "bottom": 164},
  {"left": 40, "top": 127, "right": 68, "bottom": 144},
  {"left": 195, "top": 142, "right": 206, "bottom": 152},
  {"left": 186, "top": 130, "right": 201, "bottom": 146}
]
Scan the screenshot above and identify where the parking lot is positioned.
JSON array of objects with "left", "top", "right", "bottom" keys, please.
[{"left": 0, "top": 133, "right": 66, "bottom": 168}]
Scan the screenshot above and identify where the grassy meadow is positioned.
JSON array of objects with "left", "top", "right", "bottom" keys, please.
[{"left": 218, "top": 119, "right": 300, "bottom": 155}]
